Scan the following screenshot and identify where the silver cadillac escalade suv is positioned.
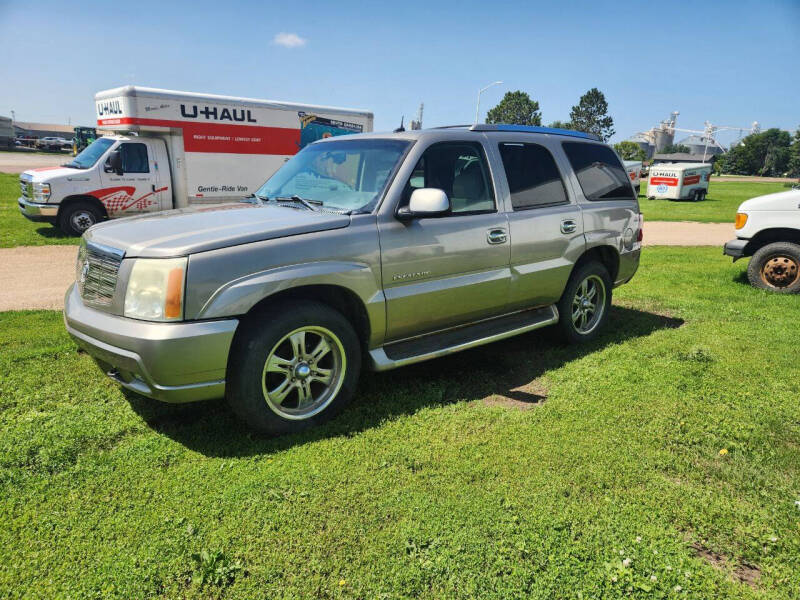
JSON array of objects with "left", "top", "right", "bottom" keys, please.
[{"left": 64, "top": 124, "right": 642, "bottom": 435}]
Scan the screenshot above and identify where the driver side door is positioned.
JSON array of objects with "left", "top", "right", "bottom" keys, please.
[
  {"left": 98, "top": 141, "right": 160, "bottom": 217},
  {"left": 378, "top": 141, "right": 511, "bottom": 342}
]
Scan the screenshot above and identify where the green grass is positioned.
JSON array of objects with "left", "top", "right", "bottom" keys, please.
[
  {"left": 2, "top": 247, "right": 800, "bottom": 598},
  {"left": 0, "top": 173, "right": 76, "bottom": 247},
  {"left": 638, "top": 180, "right": 791, "bottom": 224}
]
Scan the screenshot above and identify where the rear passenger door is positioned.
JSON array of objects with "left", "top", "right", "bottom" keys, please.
[{"left": 497, "top": 141, "right": 585, "bottom": 309}]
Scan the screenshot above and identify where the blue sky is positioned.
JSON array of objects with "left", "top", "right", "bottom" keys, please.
[{"left": 1, "top": 0, "right": 797, "bottom": 144}]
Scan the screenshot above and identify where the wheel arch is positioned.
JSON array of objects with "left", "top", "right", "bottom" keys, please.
[
  {"left": 743, "top": 229, "right": 800, "bottom": 256},
  {"left": 57, "top": 194, "right": 109, "bottom": 221},
  {"left": 574, "top": 244, "right": 620, "bottom": 283},
  {"left": 236, "top": 284, "right": 372, "bottom": 352}
]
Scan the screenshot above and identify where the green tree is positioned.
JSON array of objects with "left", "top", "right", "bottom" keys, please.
[
  {"left": 613, "top": 141, "right": 647, "bottom": 161},
  {"left": 787, "top": 126, "right": 800, "bottom": 178},
  {"left": 547, "top": 120, "right": 571, "bottom": 130},
  {"left": 485, "top": 91, "right": 541, "bottom": 126},
  {"left": 569, "top": 88, "right": 615, "bottom": 141},
  {"left": 660, "top": 143, "right": 691, "bottom": 154},
  {"left": 722, "top": 128, "right": 792, "bottom": 176}
]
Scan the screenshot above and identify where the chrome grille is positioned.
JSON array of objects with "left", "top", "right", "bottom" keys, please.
[
  {"left": 20, "top": 178, "right": 32, "bottom": 198},
  {"left": 78, "top": 241, "right": 124, "bottom": 306}
]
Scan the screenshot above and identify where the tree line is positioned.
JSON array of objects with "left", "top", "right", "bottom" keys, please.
[
  {"left": 485, "top": 90, "right": 800, "bottom": 177},
  {"left": 485, "top": 88, "right": 615, "bottom": 142}
]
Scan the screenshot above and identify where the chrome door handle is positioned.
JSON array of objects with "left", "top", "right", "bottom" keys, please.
[
  {"left": 560, "top": 219, "right": 577, "bottom": 234},
  {"left": 487, "top": 228, "right": 507, "bottom": 245}
]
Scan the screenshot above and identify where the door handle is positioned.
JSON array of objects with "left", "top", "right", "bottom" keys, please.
[
  {"left": 152, "top": 184, "right": 156, "bottom": 192},
  {"left": 560, "top": 219, "right": 577, "bottom": 234},
  {"left": 487, "top": 228, "right": 507, "bottom": 245}
]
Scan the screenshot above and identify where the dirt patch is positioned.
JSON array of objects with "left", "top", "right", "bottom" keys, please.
[
  {"left": 0, "top": 245, "right": 77, "bottom": 311},
  {"left": 482, "top": 379, "right": 548, "bottom": 409},
  {"left": 690, "top": 541, "right": 760, "bottom": 588},
  {"left": 644, "top": 221, "right": 734, "bottom": 246}
]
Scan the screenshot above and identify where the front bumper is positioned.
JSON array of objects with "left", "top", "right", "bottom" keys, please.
[
  {"left": 64, "top": 284, "right": 239, "bottom": 403},
  {"left": 19, "top": 196, "right": 58, "bottom": 222},
  {"left": 723, "top": 238, "right": 749, "bottom": 261}
]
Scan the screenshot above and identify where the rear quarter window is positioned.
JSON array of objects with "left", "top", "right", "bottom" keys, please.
[{"left": 562, "top": 142, "right": 634, "bottom": 201}]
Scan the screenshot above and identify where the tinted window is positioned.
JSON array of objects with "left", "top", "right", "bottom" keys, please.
[
  {"left": 562, "top": 142, "right": 634, "bottom": 200},
  {"left": 498, "top": 143, "right": 568, "bottom": 209},
  {"left": 402, "top": 142, "right": 494, "bottom": 214},
  {"left": 120, "top": 143, "right": 149, "bottom": 173}
]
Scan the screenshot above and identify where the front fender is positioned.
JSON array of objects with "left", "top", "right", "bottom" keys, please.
[{"left": 193, "top": 260, "right": 386, "bottom": 345}]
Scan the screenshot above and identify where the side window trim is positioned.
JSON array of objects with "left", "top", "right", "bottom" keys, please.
[
  {"left": 401, "top": 140, "right": 498, "bottom": 217},
  {"left": 498, "top": 141, "right": 570, "bottom": 211}
]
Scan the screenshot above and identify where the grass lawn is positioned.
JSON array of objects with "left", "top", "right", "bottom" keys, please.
[
  {"left": 1, "top": 247, "right": 799, "bottom": 598},
  {"left": 0, "top": 173, "right": 76, "bottom": 248},
  {"left": 637, "top": 180, "right": 792, "bottom": 224}
]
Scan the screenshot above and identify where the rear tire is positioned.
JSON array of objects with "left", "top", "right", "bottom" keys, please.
[
  {"left": 555, "top": 261, "right": 613, "bottom": 344},
  {"left": 58, "top": 201, "right": 102, "bottom": 236},
  {"left": 227, "top": 300, "right": 362, "bottom": 435},
  {"left": 747, "top": 242, "right": 800, "bottom": 293}
]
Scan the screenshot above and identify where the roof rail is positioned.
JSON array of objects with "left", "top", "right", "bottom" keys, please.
[{"left": 469, "top": 123, "right": 601, "bottom": 141}]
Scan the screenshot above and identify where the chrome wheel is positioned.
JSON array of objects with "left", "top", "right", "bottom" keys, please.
[
  {"left": 70, "top": 210, "right": 96, "bottom": 233},
  {"left": 261, "top": 326, "right": 346, "bottom": 420},
  {"left": 571, "top": 274, "right": 606, "bottom": 334}
]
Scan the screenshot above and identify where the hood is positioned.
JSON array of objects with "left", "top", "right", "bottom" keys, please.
[
  {"left": 21, "top": 166, "right": 84, "bottom": 182},
  {"left": 739, "top": 189, "right": 800, "bottom": 212},
  {"left": 85, "top": 203, "right": 351, "bottom": 258}
]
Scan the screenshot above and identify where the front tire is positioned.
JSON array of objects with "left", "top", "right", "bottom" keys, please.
[
  {"left": 227, "top": 300, "right": 361, "bottom": 435},
  {"left": 747, "top": 242, "right": 800, "bottom": 293},
  {"left": 58, "top": 201, "right": 102, "bottom": 236},
  {"left": 555, "top": 261, "right": 612, "bottom": 343}
]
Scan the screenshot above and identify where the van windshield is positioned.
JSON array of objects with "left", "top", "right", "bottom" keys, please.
[
  {"left": 65, "top": 137, "right": 115, "bottom": 169},
  {"left": 255, "top": 139, "right": 410, "bottom": 213}
]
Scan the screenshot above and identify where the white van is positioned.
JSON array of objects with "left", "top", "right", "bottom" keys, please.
[
  {"left": 19, "top": 86, "right": 373, "bottom": 235},
  {"left": 646, "top": 162, "right": 712, "bottom": 201}
]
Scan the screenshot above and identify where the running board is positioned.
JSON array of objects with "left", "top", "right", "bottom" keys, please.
[{"left": 369, "top": 305, "right": 559, "bottom": 371}]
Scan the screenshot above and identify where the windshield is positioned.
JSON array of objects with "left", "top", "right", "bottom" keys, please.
[
  {"left": 255, "top": 139, "right": 410, "bottom": 213},
  {"left": 67, "top": 137, "right": 114, "bottom": 169}
]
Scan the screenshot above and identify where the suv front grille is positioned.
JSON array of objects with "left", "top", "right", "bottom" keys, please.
[{"left": 77, "top": 242, "right": 124, "bottom": 306}]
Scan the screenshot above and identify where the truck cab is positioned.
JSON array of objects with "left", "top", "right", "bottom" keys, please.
[
  {"left": 723, "top": 188, "right": 800, "bottom": 292},
  {"left": 19, "top": 135, "right": 173, "bottom": 235}
]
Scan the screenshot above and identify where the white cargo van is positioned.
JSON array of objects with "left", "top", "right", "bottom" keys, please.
[
  {"left": 19, "top": 86, "right": 373, "bottom": 235},
  {"left": 646, "top": 162, "right": 712, "bottom": 201}
]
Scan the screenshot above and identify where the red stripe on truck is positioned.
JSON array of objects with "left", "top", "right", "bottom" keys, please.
[
  {"left": 96, "top": 117, "right": 301, "bottom": 155},
  {"left": 682, "top": 175, "right": 701, "bottom": 185},
  {"left": 649, "top": 176, "right": 678, "bottom": 186}
]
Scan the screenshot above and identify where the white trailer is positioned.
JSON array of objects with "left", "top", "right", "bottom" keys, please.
[
  {"left": 19, "top": 86, "right": 373, "bottom": 234},
  {"left": 623, "top": 160, "right": 642, "bottom": 194},
  {"left": 647, "top": 162, "right": 712, "bottom": 201}
]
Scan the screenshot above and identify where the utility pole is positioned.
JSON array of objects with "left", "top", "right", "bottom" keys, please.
[{"left": 475, "top": 81, "right": 503, "bottom": 125}]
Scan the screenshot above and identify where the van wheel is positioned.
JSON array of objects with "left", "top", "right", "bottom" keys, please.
[
  {"left": 58, "top": 201, "right": 101, "bottom": 236},
  {"left": 747, "top": 242, "right": 800, "bottom": 293},
  {"left": 555, "top": 261, "right": 612, "bottom": 344},
  {"left": 697, "top": 190, "right": 706, "bottom": 201},
  {"left": 227, "top": 300, "right": 361, "bottom": 435}
]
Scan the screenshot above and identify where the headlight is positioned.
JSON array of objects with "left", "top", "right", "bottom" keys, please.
[
  {"left": 33, "top": 182, "right": 51, "bottom": 202},
  {"left": 124, "top": 258, "right": 187, "bottom": 321}
]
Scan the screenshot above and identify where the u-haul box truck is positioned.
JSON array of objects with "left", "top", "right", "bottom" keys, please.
[
  {"left": 18, "top": 86, "right": 373, "bottom": 235},
  {"left": 647, "top": 162, "right": 712, "bottom": 201}
]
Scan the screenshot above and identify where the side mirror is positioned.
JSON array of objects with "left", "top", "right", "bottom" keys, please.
[
  {"left": 105, "top": 149, "right": 123, "bottom": 175},
  {"left": 397, "top": 188, "right": 450, "bottom": 220}
]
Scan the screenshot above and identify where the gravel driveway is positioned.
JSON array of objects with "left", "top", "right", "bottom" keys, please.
[
  {"left": 0, "top": 221, "right": 736, "bottom": 312},
  {"left": 0, "top": 151, "right": 69, "bottom": 174}
]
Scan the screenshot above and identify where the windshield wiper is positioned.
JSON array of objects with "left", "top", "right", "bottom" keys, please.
[
  {"left": 274, "top": 195, "right": 322, "bottom": 211},
  {"left": 62, "top": 162, "right": 83, "bottom": 169}
]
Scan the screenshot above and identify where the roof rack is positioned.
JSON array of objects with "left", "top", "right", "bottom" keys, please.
[{"left": 469, "top": 123, "right": 601, "bottom": 141}]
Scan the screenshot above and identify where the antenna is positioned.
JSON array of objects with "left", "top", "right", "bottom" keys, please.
[{"left": 394, "top": 116, "right": 405, "bottom": 133}]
